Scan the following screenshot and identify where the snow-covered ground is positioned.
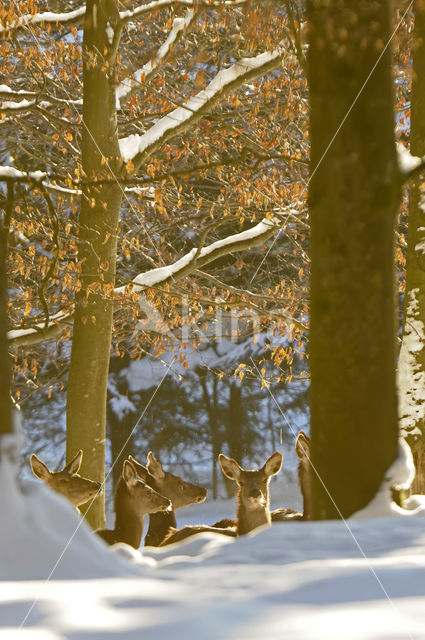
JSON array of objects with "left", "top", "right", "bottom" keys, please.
[{"left": 2, "top": 446, "right": 425, "bottom": 640}]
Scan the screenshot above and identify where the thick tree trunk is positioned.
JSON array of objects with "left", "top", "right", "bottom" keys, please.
[
  {"left": 398, "top": 1, "right": 425, "bottom": 493},
  {"left": 66, "top": 0, "right": 122, "bottom": 529},
  {"left": 308, "top": 1, "right": 400, "bottom": 519}
]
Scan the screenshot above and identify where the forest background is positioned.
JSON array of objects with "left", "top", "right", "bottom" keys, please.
[{"left": 1, "top": 0, "right": 424, "bottom": 529}]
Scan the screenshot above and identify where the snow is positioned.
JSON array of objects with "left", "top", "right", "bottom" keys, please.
[
  {"left": 0, "top": 7, "right": 86, "bottom": 33},
  {"left": 396, "top": 142, "right": 422, "bottom": 173},
  {"left": 352, "top": 439, "right": 423, "bottom": 519},
  {"left": 0, "top": 166, "right": 46, "bottom": 181},
  {"left": 119, "top": 50, "right": 282, "bottom": 162},
  {"left": 119, "top": 0, "right": 198, "bottom": 22},
  {"left": 0, "top": 85, "right": 36, "bottom": 95},
  {"left": 397, "top": 288, "right": 425, "bottom": 440},
  {"left": 7, "top": 309, "right": 73, "bottom": 343},
  {"left": 2, "top": 428, "right": 425, "bottom": 639},
  {"left": 105, "top": 22, "right": 114, "bottom": 46},
  {"left": 0, "top": 99, "right": 36, "bottom": 110},
  {"left": 115, "top": 218, "right": 277, "bottom": 295},
  {"left": 116, "top": 10, "right": 195, "bottom": 106}
]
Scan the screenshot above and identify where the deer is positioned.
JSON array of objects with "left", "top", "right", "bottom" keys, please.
[
  {"left": 96, "top": 459, "right": 171, "bottom": 549},
  {"left": 160, "top": 451, "right": 283, "bottom": 546},
  {"left": 128, "top": 451, "right": 207, "bottom": 546},
  {"left": 269, "top": 431, "right": 311, "bottom": 522},
  {"left": 295, "top": 430, "right": 311, "bottom": 519},
  {"left": 30, "top": 449, "right": 102, "bottom": 508}
]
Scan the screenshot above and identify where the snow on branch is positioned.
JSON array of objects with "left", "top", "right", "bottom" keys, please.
[
  {"left": 0, "top": 84, "right": 82, "bottom": 108},
  {"left": 1, "top": 0, "right": 246, "bottom": 32},
  {"left": 0, "top": 5, "right": 86, "bottom": 33},
  {"left": 116, "top": 9, "right": 195, "bottom": 106},
  {"left": 0, "top": 166, "right": 80, "bottom": 195},
  {"left": 0, "top": 166, "right": 47, "bottom": 182},
  {"left": 115, "top": 218, "right": 279, "bottom": 295},
  {"left": 119, "top": 48, "right": 284, "bottom": 166},
  {"left": 0, "top": 86, "right": 39, "bottom": 99},
  {"left": 396, "top": 142, "right": 425, "bottom": 183},
  {"left": 120, "top": 0, "right": 247, "bottom": 23},
  {"left": 9, "top": 218, "right": 279, "bottom": 346},
  {"left": 0, "top": 99, "right": 37, "bottom": 112},
  {"left": 7, "top": 310, "right": 74, "bottom": 347}
]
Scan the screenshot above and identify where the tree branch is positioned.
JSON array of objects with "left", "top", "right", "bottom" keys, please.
[
  {"left": 119, "top": 47, "right": 286, "bottom": 169},
  {"left": 114, "top": 217, "right": 279, "bottom": 295},
  {"left": 1, "top": 0, "right": 247, "bottom": 33},
  {"left": 117, "top": 9, "right": 196, "bottom": 105},
  {"left": 8, "top": 217, "right": 280, "bottom": 346}
]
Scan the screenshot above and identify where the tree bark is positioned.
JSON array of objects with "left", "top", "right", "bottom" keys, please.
[
  {"left": 0, "top": 216, "right": 12, "bottom": 436},
  {"left": 308, "top": 1, "right": 400, "bottom": 519},
  {"left": 66, "top": 0, "right": 123, "bottom": 529},
  {"left": 398, "top": 1, "right": 425, "bottom": 494},
  {"left": 200, "top": 375, "right": 221, "bottom": 499}
]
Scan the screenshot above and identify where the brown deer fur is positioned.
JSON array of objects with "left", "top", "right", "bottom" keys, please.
[
  {"left": 160, "top": 451, "right": 283, "bottom": 546},
  {"left": 30, "top": 450, "right": 102, "bottom": 508},
  {"left": 129, "top": 452, "right": 207, "bottom": 547},
  {"left": 295, "top": 430, "right": 311, "bottom": 520},
  {"left": 96, "top": 460, "right": 171, "bottom": 549}
]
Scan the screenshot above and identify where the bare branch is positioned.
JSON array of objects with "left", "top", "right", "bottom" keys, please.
[{"left": 38, "top": 186, "right": 60, "bottom": 330}]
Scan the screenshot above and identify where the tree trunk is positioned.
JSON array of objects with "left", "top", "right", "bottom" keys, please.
[
  {"left": 308, "top": 0, "right": 400, "bottom": 519},
  {"left": 0, "top": 217, "right": 12, "bottom": 436},
  {"left": 222, "top": 382, "right": 244, "bottom": 498},
  {"left": 398, "top": 1, "right": 425, "bottom": 493},
  {"left": 108, "top": 410, "right": 135, "bottom": 491},
  {"left": 66, "top": 0, "right": 123, "bottom": 529},
  {"left": 200, "top": 374, "right": 221, "bottom": 499}
]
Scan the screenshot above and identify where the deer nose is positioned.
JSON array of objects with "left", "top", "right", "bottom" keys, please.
[
  {"left": 249, "top": 489, "right": 262, "bottom": 500},
  {"left": 196, "top": 488, "right": 207, "bottom": 502}
]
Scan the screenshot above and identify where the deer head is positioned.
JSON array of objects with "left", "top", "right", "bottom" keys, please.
[
  {"left": 295, "top": 431, "right": 311, "bottom": 519},
  {"left": 119, "top": 459, "right": 171, "bottom": 516},
  {"left": 219, "top": 451, "right": 283, "bottom": 534},
  {"left": 129, "top": 452, "right": 207, "bottom": 509},
  {"left": 30, "top": 450, "right": 102, "bottom": 508}
]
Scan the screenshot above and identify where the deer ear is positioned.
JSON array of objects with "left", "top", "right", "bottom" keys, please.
[
  {"left": 63, "top": 450, "right": 83, "bottom": 475},
  {"left": 263, "top": 451, "right": 283, "bottom": 477},
  {"left": 147, "top": 451, "right": 165, "bottom": 480},
  {"left": 122, "top": 460, "right": 138, "bottom": 487},
  {"left": 218, "top": 453, "right": 242, "bottom": 481},
  {"left": 30, "top": 454, "right": 51, "bottom": 481},
  {"left": 295, "top": 432, "right": 310, "bottom": 461},
  {"left": 128, "top": 455, "right": 151, "bottom": 482}
]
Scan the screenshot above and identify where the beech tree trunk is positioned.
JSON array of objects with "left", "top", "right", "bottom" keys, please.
[
  {"left": 66, "top": 0, "right": 123, "bottom": 528},
  {"left": 398, "top": 1, "right": 425, "bottom": 494},
  {"left": 308, "top": 1, "right": 400, "bottom": 519}
]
